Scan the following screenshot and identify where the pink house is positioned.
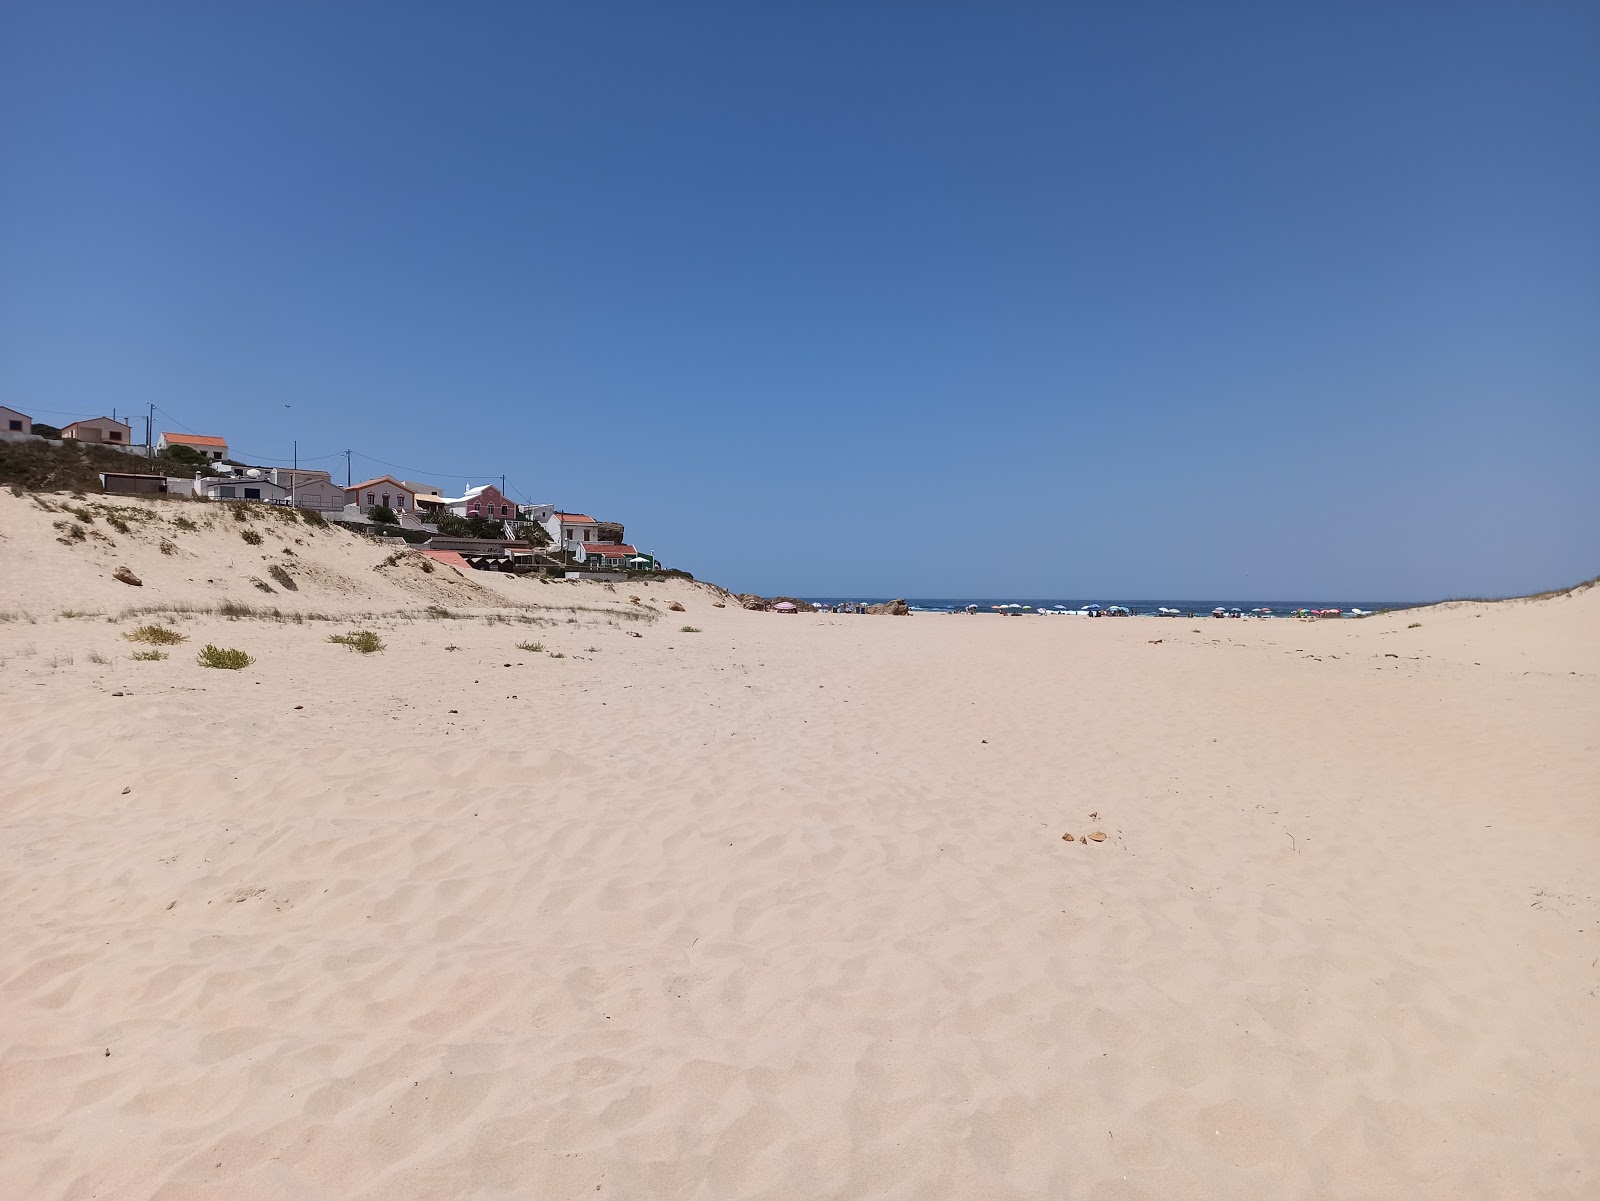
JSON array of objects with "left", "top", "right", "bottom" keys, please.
[
  {"left": 346, "top": 475, "right": 416, "bottom": 513},
  {"left": 61, "top": 416, "right": 132, "bottom": 445},
  {"left": 443, "top": 483, "right": 514, "bottom": 521}
]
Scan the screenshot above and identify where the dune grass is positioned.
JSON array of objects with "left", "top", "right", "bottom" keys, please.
[
  {"left": 516, "top": 640, "right": 543, "bottom": 652},
  {"left": 197, "top": 644, "right": 253, "bottom": 669},
  {"left": 130, "top": 649, "right": 168, "bottom": 661}
]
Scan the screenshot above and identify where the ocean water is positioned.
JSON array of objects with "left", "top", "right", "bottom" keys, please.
[{"left": 802, "top": 596, "right": 1419, "bottom": 616}]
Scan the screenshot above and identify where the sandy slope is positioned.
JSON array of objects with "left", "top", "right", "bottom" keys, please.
[{"left": 1, "top": 493, "right": 1596, "bottom": 1200}]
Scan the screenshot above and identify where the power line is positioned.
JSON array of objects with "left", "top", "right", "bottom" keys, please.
[{"left": 350, "top": 450, "right": 503, "bottom": 483}]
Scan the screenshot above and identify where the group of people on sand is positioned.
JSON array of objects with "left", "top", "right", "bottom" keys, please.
[{"left": 817, "top": 602, "right": 869, "bottom": 614}]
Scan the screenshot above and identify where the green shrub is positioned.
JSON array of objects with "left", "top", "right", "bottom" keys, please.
[
  {"left": 297, "top": 507, "right": 327, "bottom": 527},
  {"left": 230, "top": 504, "right": 250, "bottom": 523},
  {"left": 367, "top": 504, "right": 399, "bottom": 525},
  {"left": 434, "top": 511, "right": 506, "bottom": 539},
  {"left": 130, "top": 649, "right": 167, "bottom": 661},
  {"left": 197, "top": 644, "right": 253, "bottom": 669},
  {"left": 125, "top": 624, "right": 187, "bottom": 645},
  {"left": 241, "top": 527, "right": 263, "bottom": 545},
  {"left": 328, "top": 630, "right": 384, "bottom": 654},
  {"left": 268, "top": 564, "right": 296, "bottom": 590},
  {"left": 171, "top": 516, "right": 198, "bottom": 531},
  {"left": 680, "top": 625, "right": 701, "bottom": 633},
  {"left": 1408, "top": 622, "right": 1422, "bottom": 629},
  {"left": 516, "top": 641, "right": 543, "bottom": 652}
]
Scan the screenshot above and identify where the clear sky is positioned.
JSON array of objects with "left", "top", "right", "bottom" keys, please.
[{"left": 3, "top": 2, "right": 1596, "bottom": 599}]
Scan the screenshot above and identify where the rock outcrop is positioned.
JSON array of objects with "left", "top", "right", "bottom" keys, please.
[{"left": 866, "top": 598, "right": 910, "bottom": 616}]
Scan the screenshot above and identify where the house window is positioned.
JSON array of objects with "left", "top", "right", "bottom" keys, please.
[
  {"left": 220, "top": 486, "right": 236, "bottom": 498},
  {"left": 500, "top": 504, "right": 508, "bottom": 516},
  {"left": 367, "top": 492, "right": 375, "bottom": 505},
  {"left": 7, "top": 420, "right": 20, "bottom": 431},
  {"left": 212, "top": 450, "right": 222, "bottom": 460},
  {"left": 381, "top": 493, "right": 390, "bottom": 508},
  {"left": 109, "top": 430, "right": 122, "bottom": 442},
  {"left": 244, "top": 488, "right": 261, "bottom": 500},
  {"left": 395, "top": 496, "right": 406, "bottom": 510}
]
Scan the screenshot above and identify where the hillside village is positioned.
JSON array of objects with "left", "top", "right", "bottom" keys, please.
[{"left": 0, "top": 405, "right": 662, "bottom": 578}]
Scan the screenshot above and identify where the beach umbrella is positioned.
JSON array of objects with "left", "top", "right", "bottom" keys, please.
[
  {"left": 1084, "top": 603, "right": 1102, "bottom": 610},
  {"left": 775, "top": 601, "right": 797, "bottom": 612}
]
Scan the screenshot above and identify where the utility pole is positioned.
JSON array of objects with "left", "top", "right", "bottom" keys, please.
[
  {"left": 500, "top": 473, "right": 506, "bottom": 497},
  {"left": 344, "top": 450, "right": 352, "bottom": 487},
  {"left": 147, "top": 403, "right": 155, "bottom": 460}
]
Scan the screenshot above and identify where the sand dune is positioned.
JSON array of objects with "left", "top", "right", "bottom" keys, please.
[{"left": 2, "top": 493, "right": 1596, "bottom": 1199}]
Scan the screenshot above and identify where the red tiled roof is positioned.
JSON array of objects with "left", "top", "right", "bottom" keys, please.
[
  {"left": 162, "top": 432, "right": 226, "bottom": 447},
  {"left": 347, "top": 476, "right": 415, "bottom": 494},
  {"left": 419, "top": 550, "right": 470, "bottom": 572},
  {"left": 556, "top": 513, "right": 596, "bottom": 524},
  {"left": 583, "top": 543, "right": 639, "bottom": 557}
]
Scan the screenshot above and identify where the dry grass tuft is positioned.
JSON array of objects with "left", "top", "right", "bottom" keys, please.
[
  {"left": 125, "top": 624, "right": 187, "bottom": 646},
  {"left": 328, "top": 630, "right": 385, "bottom": 654}
]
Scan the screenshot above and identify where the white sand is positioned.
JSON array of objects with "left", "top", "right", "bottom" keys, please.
[{"left": 2, "top": 493, "right": 1596, "bottom": 1199}]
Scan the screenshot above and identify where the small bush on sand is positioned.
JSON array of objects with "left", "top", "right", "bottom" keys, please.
[
  {"left": 548, "top": 651, "right": 566, "bottom": 659},
  {"left": 53, "top": 520, "right": 86, "bottom": 545},
  {"left": 298, "top": 508, "right": 327, "bottom": 528},
  {"left": 85, "top": 650, "right": 111, "bottom": 665},
  {"left": 241, "top": 527, "right": 263, "bottom": 545},
  {"left": 159, "top": 538, "right": 177, "bottom": 555},
  {"left": 679, "top": 625, "right": 701, "bottom": 633},
  {"left": 425, "top": 605, "right": 455, "bottom": 619},
  {"left": 197, "top": 644, "right": 253, "bottom": 669},
  {"left": 130, "top": 649, "right": 167, "bottom": 661},
  {"left": 125, "top": 624, "right": 187, "bottom": 645},
  {"left": 328, "top": 630, "right": 384, "bottom": 654},
  {"left": 171, "top": 516, "right": 198, "bottom": 531},
  {"left": 1408, "top": 622, "right": 1422, "bottom": 629},
  {"left": 268, "top": 564, "right": 297, "bottom": 590},
  {"left": 516, "top": 641, "right": 543, "bottom": 652},
  {"left": 230, "top": 504, "right": 251, "bottom": 523}
]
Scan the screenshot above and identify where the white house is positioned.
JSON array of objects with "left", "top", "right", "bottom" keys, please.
[
  {"left": 268, "top": 468, "right": 345, "bottom": 511},
  {"left": 198, "top": 471, "right": 288, "bottom": 503},
  {"left": 158, "top": 432, "right": 228, "bottom": 461},
  {"left": 546, "top": 511, "right": 599, "bottom": 548}
]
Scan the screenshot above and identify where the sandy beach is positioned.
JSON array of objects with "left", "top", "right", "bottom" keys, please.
[{"left": 1, "top": 492, "right": 1596, "bottom": 1200}]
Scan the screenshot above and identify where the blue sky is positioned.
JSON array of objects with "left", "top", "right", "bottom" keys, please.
[{"left": 2, "top": 2, "right": 1596, "bottom": 599}]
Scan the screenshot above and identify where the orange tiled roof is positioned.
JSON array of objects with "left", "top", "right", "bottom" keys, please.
[{"left": 162, "top": 432, "right": 226, "bottom": 447}]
